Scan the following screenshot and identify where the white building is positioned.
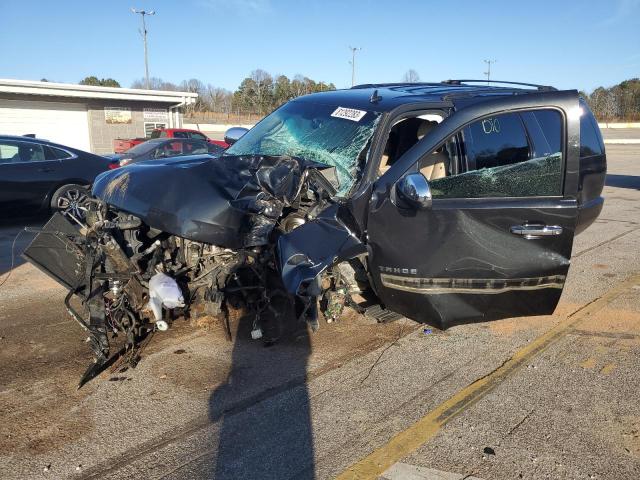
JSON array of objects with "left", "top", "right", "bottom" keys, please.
[{"left": 0, "top": 79, "right": 198, "bottom": 154}]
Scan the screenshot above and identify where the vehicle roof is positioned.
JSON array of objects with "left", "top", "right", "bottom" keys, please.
[
  {"left": 156, "top": 127, "right": 200, "bottom": 132},
  {"left": 0, "top": 134, "right": 57, "bottom": 144},
  {"left": 0, "top": 134, "right": 87, "bottom": 151},
  {"left": 292, "top": 81, "right": 569, "bottom": 112},
  {"left": 0, "top": 134, "right": 112, "bottom": 160}
]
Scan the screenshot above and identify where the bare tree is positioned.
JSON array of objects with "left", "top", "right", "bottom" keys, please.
[
  {"left": 131, "top": 77, "right": 178, "bottom": 90},
  {"left": 602, "top": 90, "right": 619, "bottom": 126},
  {"left": 250, "top": 69, "right": 274, "bottom": 115},
  {"left": 402, "top": 69, "right": 420, "bottom": 83}
]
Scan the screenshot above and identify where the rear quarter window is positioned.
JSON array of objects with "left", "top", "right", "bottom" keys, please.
[
  {"left": 533, "top": 110, "right": 562, "bottom": 154},
  {"left": 46, "top": 146, "right": 73, "bottom": 160},
  {"left": 579, "top": 108, "right": 604, "bottom": 158}
]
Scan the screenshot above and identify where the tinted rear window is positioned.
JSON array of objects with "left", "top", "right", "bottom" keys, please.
[
  {"left": 580, "top": 109, "right": 604, "bottom": 157},
  {"left": 47, "top": 146, "right": 73, "bottom": 159}
]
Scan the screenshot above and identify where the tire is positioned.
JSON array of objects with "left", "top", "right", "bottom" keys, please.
[{"left": 50, "top": 184, "right": 90, "bottom": 221}]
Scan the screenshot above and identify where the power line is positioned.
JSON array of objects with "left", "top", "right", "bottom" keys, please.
[
  {"left": 131, "top": 7, "right": 156, "bottom": 89},
  {"left": 348, "top": 46, "right": 362, "bottom": 87}
]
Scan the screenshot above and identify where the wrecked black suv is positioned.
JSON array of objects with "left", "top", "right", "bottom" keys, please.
[{"left": 25, "top": 80, "right": 606, "bottom": 385}]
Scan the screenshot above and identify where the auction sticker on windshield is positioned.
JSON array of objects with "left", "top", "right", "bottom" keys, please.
[{"left": 331, "top": 107, "right": 367, "bottom": 122}]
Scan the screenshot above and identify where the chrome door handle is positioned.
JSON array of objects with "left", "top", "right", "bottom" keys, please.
[{"left": 510, "top": 224, "right": 563, "bottom": 238}]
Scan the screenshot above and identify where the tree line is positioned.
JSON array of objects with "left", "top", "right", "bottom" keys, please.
[
  {"left": 77, "top": 73, "right": 640, "bottom": 122},
  {"left": 128, "top": 70, "right": 335, "bottom": 117},
  {"left": 581, "top": 78, "right": 640, "bottom": 122}
]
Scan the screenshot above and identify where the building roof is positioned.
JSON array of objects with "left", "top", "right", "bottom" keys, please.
[{"left": 0, "top": 78, "right": 198, "bottom": 104}]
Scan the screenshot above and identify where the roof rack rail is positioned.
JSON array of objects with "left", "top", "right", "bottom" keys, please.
[
  {"left": 442, "top": 79, "right": 556, "bottom": 91},
  {"left": 351, "top": 82, "right": 442, "bottom": 89}
]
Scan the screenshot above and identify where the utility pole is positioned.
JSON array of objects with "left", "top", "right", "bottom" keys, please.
[
  {"left": 348, "top": 46, "right": 361, "bottom": 87},
  {"left": 131, "top": 8, "right": 155, "bottom": 89},
  {"left": 483, "top": 59, "right": 496, "bottom": 85}
]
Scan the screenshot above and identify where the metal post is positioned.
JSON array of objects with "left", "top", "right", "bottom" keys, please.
[
  {"left": 131, "top": 8, "right": 155, "bottom": 89},
  {"left": 349, "top": 46, "right": 361, "bottom": 87},
  {"left": 483, "top": 59, "right": 496, "bottom": 85}
]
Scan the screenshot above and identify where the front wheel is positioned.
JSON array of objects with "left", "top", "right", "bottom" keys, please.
[{"left": 51, "top": 184, "right": 90, "bottom": 221}]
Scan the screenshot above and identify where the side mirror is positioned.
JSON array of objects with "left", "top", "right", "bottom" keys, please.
[
  {"left": 396, "top": 172, "right": 432, "bottom": 209},
  {"left": 224, "top": 127, "right": 249, "bottom": 146}
]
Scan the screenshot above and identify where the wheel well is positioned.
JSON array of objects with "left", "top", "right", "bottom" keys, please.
[{"left": 42, "top": 180, "right": 91, "bottom": 211}]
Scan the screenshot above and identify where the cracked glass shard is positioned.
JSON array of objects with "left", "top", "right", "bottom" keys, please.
[
  {"left": 225, "top": 101, "right": 381, "bottom": 196},
  {"left": 430, "top": 153, "right": 563, "bottom": 199}
]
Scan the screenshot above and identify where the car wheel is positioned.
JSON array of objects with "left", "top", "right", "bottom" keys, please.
[{"left": 51, "top": 184, "right": 90, "bottom": 221}]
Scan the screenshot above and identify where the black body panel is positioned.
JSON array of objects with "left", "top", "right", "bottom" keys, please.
[
  {"left": 278, "top": 204, "right": 365, "bottom": 295},
  {"left": 575, "top": 101, "right": 607, "bottom": 234},
  {"left": 92, "top": 154, "right": 325, "bottom": 248},
  {"left": 366, "top": 198, "right": 576, "bottom": 328}
]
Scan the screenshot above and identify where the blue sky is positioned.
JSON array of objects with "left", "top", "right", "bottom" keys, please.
[{"left": 1, "top": 0, "right": 639, "bottom": 93}]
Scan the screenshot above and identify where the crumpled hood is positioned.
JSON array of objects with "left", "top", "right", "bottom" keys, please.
[{"left": 92, "top": 154, "right": 322, "bottom": 248}]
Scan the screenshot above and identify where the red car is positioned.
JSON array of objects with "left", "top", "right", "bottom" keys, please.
[{"left": 114, "top": 128, "right": 228, "bottom": 153}]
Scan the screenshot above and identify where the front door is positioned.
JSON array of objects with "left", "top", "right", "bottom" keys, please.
[
  {"left": 366, "top": 94, "right": 580, "bottom": 328},
  {"left": 0, "top": 139, "right": 63, "bottom": 215}
]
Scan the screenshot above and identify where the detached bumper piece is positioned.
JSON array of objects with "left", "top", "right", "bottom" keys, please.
[{"left": 22, "top": 212, "right": 85, "bottom": 290}]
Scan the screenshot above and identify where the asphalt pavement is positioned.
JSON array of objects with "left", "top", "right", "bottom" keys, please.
[{"left": 0, "top": 144, "right": 638, "bottom": 480}]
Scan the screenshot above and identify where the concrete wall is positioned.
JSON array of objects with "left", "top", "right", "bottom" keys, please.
[
  {"left": 88, "top": 101, "right": 178, "bottom": 154},
  {"left": 0, "top": 93, "right": 186, "bottom": 155}
]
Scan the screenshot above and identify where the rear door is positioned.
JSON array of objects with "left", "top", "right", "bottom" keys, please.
[{"left": 366, "top": 93, "right": 580, "bottom": 328}]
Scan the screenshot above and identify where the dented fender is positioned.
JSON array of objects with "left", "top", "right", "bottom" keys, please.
[{"left": 277, "top": 204, "right": 366, "bottom": 295}]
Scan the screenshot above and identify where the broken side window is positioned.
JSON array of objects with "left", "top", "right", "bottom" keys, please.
[
  {"left": 428, "top": 110, "right": 564, "bottom": 198},
  {"left": 225, "top": 101, "right": 381, "bottom": 196}
]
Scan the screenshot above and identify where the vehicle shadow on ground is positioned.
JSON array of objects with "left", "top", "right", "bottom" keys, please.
[
  {"left": 0, "top": 215, "right": 47, "bottom": 276},
  {"left": 605, "top": 174, "right": 640, "bottom": 190},
  {"left": 207, "top": 308, "right": 316, "bottom": 479}
]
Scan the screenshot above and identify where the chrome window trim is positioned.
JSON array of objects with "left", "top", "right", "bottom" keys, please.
[
  {"left": 380, "top": 273, "right": 566, "bottom": 294},
  {"left": 0, "top": 138, "right": 77, "bottom": 163}
]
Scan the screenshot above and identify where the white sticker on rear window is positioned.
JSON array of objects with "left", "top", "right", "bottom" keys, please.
[{"left": 331, "top": 107, "right": 367, "bottom": 122}]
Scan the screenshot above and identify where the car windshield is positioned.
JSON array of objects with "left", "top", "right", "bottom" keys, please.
[
  {"left": 125, "top": 140, "right": 164, "bottom": 156},
  {"left": 225, "top": 101, "right": 381, "bottom": 196}
]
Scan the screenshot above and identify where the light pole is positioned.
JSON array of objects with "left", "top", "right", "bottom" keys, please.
[
  {"left": 131, "top": 8, "right": 155, "bottom": 89},
  {"left": 348, "top": 46, "right": 361, "bottom": 87},
  {"left": 483, "top": 59, "right": 496, "bottom": 85}
]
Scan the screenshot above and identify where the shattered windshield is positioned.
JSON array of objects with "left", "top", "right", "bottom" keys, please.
[{"left": 225, "top": 101, "right": 381, "bottom": 196}]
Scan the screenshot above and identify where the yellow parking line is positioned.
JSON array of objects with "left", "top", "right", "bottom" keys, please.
[
  {"left": 580, "top": 357, "right": 597, "bottom": 369},
  {"left": 336, "top": 273, "right": 640, "bottom": 480},
  {"left": 600, "top": 363, "right": 617, "bottom": 375}
]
